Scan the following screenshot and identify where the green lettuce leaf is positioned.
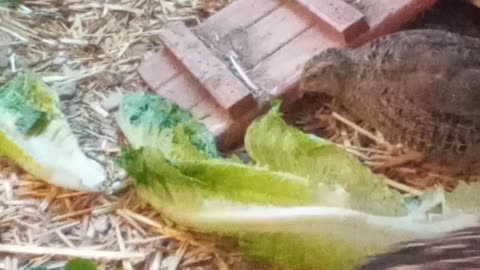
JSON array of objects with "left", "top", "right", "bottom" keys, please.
[
  {"left": 0, "top": 72, "right": 106, "bottom": 191},
  {"left": 444, "top": 181, "right": 480, "bottom": 214},
  {"left": 117, "top": 96, "right": 479, "bottom": 270},
  {"left": 65, "top": 259, "right": 96, "bottom": 270},
  {"left": 116, "top": 93, "right": 219, "bottom": 160},
  {"left": 245, "top": 102, "right": 406, "bottom": 216}
]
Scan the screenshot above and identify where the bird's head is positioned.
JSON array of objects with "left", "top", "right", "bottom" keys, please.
[{"left": 299, "top": 48, "right": 354, "bottom": 98}]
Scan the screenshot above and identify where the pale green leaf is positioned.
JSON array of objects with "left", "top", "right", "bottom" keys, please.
[
  {"left": 245, "top": 102, "right": 407, "bottom": 216},
  {"left": 0, "top": 72, "right": 106, "bottom": 191}
]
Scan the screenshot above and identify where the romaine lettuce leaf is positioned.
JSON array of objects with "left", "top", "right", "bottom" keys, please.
[
  {"left": 0, "top": 72, "right": 106, "bottom": 191},
  {"left": 245, "top": 102, "right": 406, "bottom": 216},
  {"left": 117, "top": 95, "right": 478, "bottom": 270}
]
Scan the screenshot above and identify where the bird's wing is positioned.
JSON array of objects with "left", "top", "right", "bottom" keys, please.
[
  {"left": 356, "top": 29, "right": 480, "bottom": 70},
  {"left": 392, "top": 56, "right": 480, "bottom": 119},
  {"left": 356, "top": 30, "right": 480, "bottom": 117}
]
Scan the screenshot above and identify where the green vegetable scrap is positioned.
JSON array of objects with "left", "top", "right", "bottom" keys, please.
[
  {"left": 118, "top": 95, "right": 480, "bottom": 270},
  {"left": 0, "top": 71, "right": 54, "bottom": 135},
  {"left": 117, "top": 93, "right": 219, "bottom": 160},
  {"left": 245, "top": 101, "right": 407, "bottom": 216},
  {"left": 24, "top": 259, "right": 96, "bottom": 270},
  {"left": 64, "top": 259, "right": 97, "bottom": 270},
  {"left": 444, "top": 181, "right": 480, "bottom": 214},
  {"left": 0, "top": 72, "right": 106, "bottom": 191},
  {"left": 0, "top": 0, "right": 20, "bottom": 8}
]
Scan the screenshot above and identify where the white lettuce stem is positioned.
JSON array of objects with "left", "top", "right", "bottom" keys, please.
[{"left": 177, "top": 206, "right": 480, "bottom": 248}]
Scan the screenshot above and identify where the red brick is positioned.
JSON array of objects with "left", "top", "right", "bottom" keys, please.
[
  {"left": 350, "top": 0, "right": 437, "bottom": 47},
  {"left": 157, "top": 74, "right": 250, "bottom": 150},
  {"left": 138, "top": 52, "right": 233, "bottom": 136},
  {"left": 156, "top": 71, "right": 208, "bottom": 110},
  {"left": 185, "top": 96, "right": 260, "bottom": 151},
  {"left": 158, "top": 22, "right": 256, "bottom": 119},
  {"left": 214, "top": 107, "right": 264, "bottom": 151},
  {"left": 295, "top": 0, "right": 369, "bottom": 43},
  {"left": 240, "top": 1, "right": 314, "bottom": 67},
  {"left": 195, "top": 0, "right": 281, "bottom": 40},
  {"left": 190, "top": 100, "right": 234, "bottom": 137},
  {"left": 250, "top": 26, "right": 341, "bottom": 105},
  {"left": 149, "top": 68, "right": 244, "bottom": 150},
  {"left": 137, "top": 49, "right": 183, "bottom": 90}
]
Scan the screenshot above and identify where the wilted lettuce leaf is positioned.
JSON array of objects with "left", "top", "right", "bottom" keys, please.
[
  {"left": 117, "top": 93, "right": 219, "bottom": 160},
  {"left": 118, "top": 94, "right": 345, "bottom": 212},
  {"left": 240, "top": 232, "right": 360, "bottom": 270},
  {"left": 0, "top": 73, "right": 54, "bottom": 135},
  {"left": 444, "top": 181, "right": 480, "bottom": 214},
  {"left": 118, "top": 96, "right": 478, "bottom": 270},
  {"left": 0, "top": 72, "right": 106, "bottom": 191},
  {"left": 245, "top": 102, "right": 406, "bottom": 216},
  {"left": 64, "top": 259, "right": 96, "bottom": 270},
  {"left": 121, "top": 144, "right": 350, "bottom": 216}
]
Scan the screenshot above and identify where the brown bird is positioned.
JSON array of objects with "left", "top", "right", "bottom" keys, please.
[
  {"left": 353, "top": 226, "right": 480, "bottom": 270},
  {"left": 300, "top": 29, "right": 480, "bottom": 175}
]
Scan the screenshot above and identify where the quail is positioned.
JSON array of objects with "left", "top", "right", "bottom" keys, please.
[{"left": 300, "top": 29, "right": 480, "bottom": 175}]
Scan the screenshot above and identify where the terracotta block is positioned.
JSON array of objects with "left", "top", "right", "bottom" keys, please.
[
  {"left": 215, "top": 107, "right": 265, "bottom": 151},
  {"left": 195, "top": 0, "right": 281, "bottom": 40},
  {"left": 240, "top": 0, "right": 314, "bottom": 67},
  {"left": 186, "top": 97, "right": 262, "bottom": 151},
  {"left": 156, "top": 71, "right": 208, "bottom": 110},
  {"left": 250, "top": 26, "right": 341, "bottom": 105},
  {"left": 295, "top": 0, "right": 369, "bottom": 43},
  {"left": 137, "top": 49, "right": 183, "bottom": 90},
  {"left": 138, "top": 52, "right": 234, "bottom": 134},
  {"left": 160, "top": 76, "right": 249, "bottom": 150},
  {"left": 158, "top": 22, "right": 256, "bottom": 119},
  {"left": 190, "top": 101, "right": 235, "bottom": 141},
  {"left": 150, "top": 69, "right": 241, "bottom": 149},
  {"left": 350, "top": 0, "right": 438, "bottom": 46}
]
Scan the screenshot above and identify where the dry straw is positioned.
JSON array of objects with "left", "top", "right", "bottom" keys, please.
[{"left": 0, "top": 0, "right": 464, "bottom": 269}]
